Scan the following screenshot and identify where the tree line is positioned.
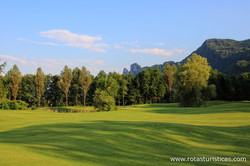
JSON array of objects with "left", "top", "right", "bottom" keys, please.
[{"left": 0, "top": 54, "right": 249, "bottom": 110}]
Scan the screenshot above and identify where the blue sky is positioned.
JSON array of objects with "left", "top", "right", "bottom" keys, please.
[{"left": 1, "top": 0, "right": 250, "bottom": 75}]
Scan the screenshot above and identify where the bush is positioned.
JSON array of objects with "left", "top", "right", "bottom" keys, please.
[
  {"left": 0, "top": 98, "right": 29, "bottom": 110},
  {"left": 0, "top": 99, "right": 9, "bottom": 110},
  {"left": 93, "top": 89, "right": 115, "bottom": 111}
]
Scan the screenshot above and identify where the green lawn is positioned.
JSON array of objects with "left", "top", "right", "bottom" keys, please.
[{"left": 0, "top": 101, "right": 249, "bottom": 166}]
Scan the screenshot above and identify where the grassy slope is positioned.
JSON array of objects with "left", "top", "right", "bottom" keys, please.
[{"left": 0, "top": 101, "right": 249, "bottom": 166}]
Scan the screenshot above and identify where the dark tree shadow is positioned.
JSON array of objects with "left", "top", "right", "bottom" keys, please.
[{"left": 0, "top": 121, "right": 249, "bottom": 165}]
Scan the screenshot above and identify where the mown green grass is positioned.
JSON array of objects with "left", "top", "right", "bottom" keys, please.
[{"left": 0, "top": 101, "right": 249, "bottom": 166}]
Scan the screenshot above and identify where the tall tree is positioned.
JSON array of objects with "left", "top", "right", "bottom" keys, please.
[
  {"left": 0, "top": 60, "right": 6, "bottom": 74},
  {"left": 0, "top": 61, "right": 7, "bottom": 100},
  {"left": 120, "top": 75, "right": 128, "bottom": 106},
  {"left": 106, "top": 76, "right": 119, "bottom": 100},
  {"left": 95, "top": 70, "right": 107, "bottom": 90},
  {"left": 238, "top": 72, "right": 250, "bottom": 100},
  {"left": 163, "top": 64, "right": 177, "bottom": 102},
  {"left": 70, "top": 67, "right": 81, "bottom": 106},
  {"left": 79, "top": 66, "right": 92, "bottom": 107},
  {"left": 35, "top": 67, "right": 45, "bottom": 107},
  {"left": 58, "top": 66, "right": 72, "bottom": 107},
  {"left": 127, "top": 74, "right": 141, "bottom": 105},
  {"left": 19, "top": 74, "right": 37, "bottom": 106},
  {"left": 0, "top": 77, "right": 7, "bottom": 100},
  {"left": 7, "top": 64, "right": 22, "bottom": 100},
  {"left": 175, "top": 53, "right": 211, "bottom": 107},
  {"left": 44, "top": 74, "right": 64, "bottom": 107}
]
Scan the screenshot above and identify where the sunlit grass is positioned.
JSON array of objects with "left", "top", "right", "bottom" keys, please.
[{"left": 0, "top": 101, "right": 249, "bottom": 166}]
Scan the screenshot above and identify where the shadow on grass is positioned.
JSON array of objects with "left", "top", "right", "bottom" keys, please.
[
  {"left": 0, "top": 121, "right": 249, "bottom": 166},
  {"left": 143, "top": 101, "right": 250, "bottom": 115}
]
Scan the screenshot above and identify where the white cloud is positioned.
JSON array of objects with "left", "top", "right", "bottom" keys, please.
[
  {"left": 0, "top": 55, "right": 104, "bottom": 75},
  {"left": 128, "top": 48, "right": 168, "bottom": 57},
  {"left": 40, "top": 29, "right": 108, "bottom": 52},
  {"left": 18, "top": 38, "right": 58, "bottom": 46},
  {"left": 127, "top": 48, "right": 185, "bottom": 57}
]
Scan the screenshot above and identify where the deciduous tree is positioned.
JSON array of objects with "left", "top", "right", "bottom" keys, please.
[
  {"left": 7, "top": 64, "right": 22, "bottom": 100},
  {"left": 58, "top": 66, "right": 72, "bottom": 107},
  {"left": 0, "top": 61, "right": 7, "bottom": 100},
  {"left": 163, "top": 64, "right": 177, "bottom": 102},
  {"left": 175, "top": 53, "right": 211, "bottom": 107},
  {"left": 35, "top": 67, "right": 45, "bottom": 107},
  {"left": 70, "top": 67, "right": 81, "bottom": 106},
  {"left": 0, "top": 60, "right": 6, "bottom": 74},
  {"left": 93, "top": 89, "right": 115, "bottom": 111},
  {"left": 79, "top": 66, "right": 92, "bottom": 107}
]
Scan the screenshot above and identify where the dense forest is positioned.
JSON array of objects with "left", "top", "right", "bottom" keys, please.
[{"left": 0, "top": 54, "right": 250, "bottom": 110}]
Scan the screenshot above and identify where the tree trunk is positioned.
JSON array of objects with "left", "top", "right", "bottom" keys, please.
[
  {"left": 38, "top": 96, "right": 41, "bottom": 107},
  {"left": 65, "top": 93, "right": 68, "bottom": 107},
  {"left": 75, "top": 94, "right": 78, "bottom": 106},
  {"left": 123, "top": 94, "right": 125, "bottom": 106},
  {"left": 83, "top": 91, "right": 86, "bottom": 107},
  {"left": 169, "top": 90, "right": 172, "bottom": 102}
]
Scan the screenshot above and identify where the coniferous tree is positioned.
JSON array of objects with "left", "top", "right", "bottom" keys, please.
[{"left": 120, "top": 75, "right": 128, "bottom": 106}]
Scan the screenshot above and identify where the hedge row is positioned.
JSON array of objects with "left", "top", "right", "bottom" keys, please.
[{"left": 0, "top": 99, "right": 29, "bottom": 110}]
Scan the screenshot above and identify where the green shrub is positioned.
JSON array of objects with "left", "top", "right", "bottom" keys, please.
[
  {"left": 0, "top": 99, "right": 29, "bottom": 110},
  {"left": 0, "top": 99, "right": 10, "bottom": 110},
  {"left": 93, "top": 89, "right": 115, "bottom": 111}
]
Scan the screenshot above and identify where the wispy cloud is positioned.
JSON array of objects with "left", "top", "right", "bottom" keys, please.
[
  {"left": 156, "top": 42, "right": 165, "bottom": 46},
  {"left": 113, "top": 44, "right": 122, "bottom": 49},
  {"left": 121, "top": 40, "right": 138, "bottom": 45},
  {"left": 40, "top": 29, "right": 108, "bottom": 52},
  {"left": 127, "top": 48, "right": 184, "bottom": 57},
  {"left": 18, "top": 38, "right": 59, "bottom": 46},
  {"left": 0, "top": 55, "right": 28, "bottom": 64},
  {"left": 0, "top": 54, "right": 105, "bottom": 75}
]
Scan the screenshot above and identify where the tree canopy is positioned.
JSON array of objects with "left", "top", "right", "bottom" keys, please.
[
  {"left": 58, "top": 66, "right": 72, "bottom": 107},
  {"left": 7, "top": 64, "right": 22, "bottom": 101},
  {"left": 35, "top": 67, "right": 45, "bottom": 107},
  {"left": 1, "top": 58, "right": 249, "bottom": 110},
  {"left": 175, "top": 53, "right": 212, "bottom": 107}
]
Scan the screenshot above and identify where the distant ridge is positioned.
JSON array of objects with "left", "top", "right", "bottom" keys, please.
[
  {"left": 123, "top": 61, "right": 177, "bottom": 76},
  {"left": 123, "top": 38, "right": 250, "bottom": 75}
]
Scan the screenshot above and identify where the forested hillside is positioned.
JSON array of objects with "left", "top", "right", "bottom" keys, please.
[
  {"left": 183, "top": 39, "right": 250, "bottom": 75},
  {"left": 124, "top": 39, "right": 250, "bottom": 75}
]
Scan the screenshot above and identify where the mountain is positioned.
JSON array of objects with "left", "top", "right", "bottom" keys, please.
[
  {"left": 123, "top": 61, "right": 177, "bottom": 76},
  {"left": 123, "top": 38, "right": 250, "bottom": 75},
  {"left": 182, "top": 39, "right": 250, "bottom": 75}
]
